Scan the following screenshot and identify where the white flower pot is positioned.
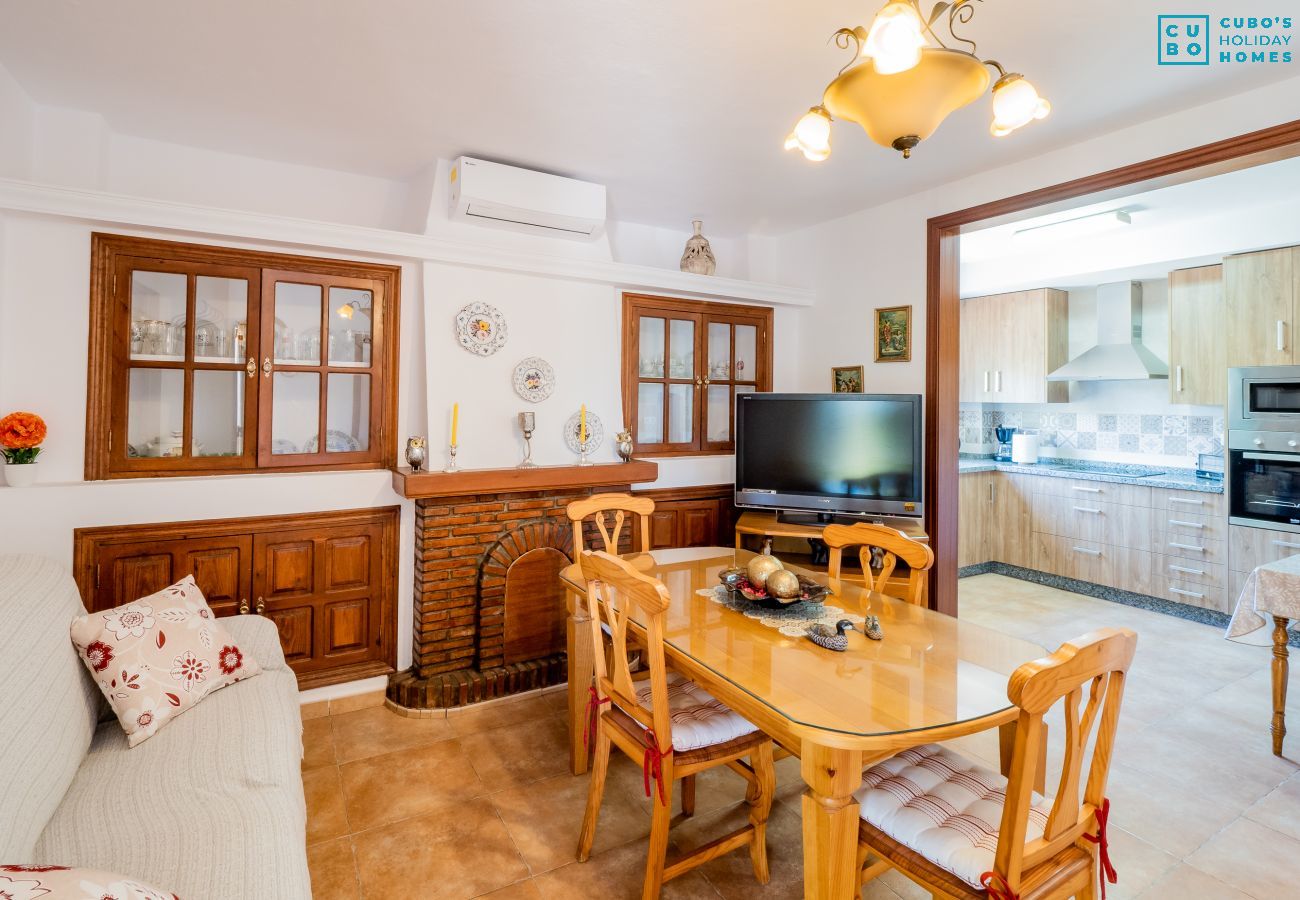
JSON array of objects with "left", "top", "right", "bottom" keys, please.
[{"left": 3, "top": 462, "right": 38, "bottom": 488}]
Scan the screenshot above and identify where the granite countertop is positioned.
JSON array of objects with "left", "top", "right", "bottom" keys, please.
[{"left": 958, "top": 455, "right": 1224, "bottom": 494}]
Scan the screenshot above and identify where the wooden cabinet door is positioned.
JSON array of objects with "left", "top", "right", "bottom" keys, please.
[
  {"left": 990, "top": 473, "right": 1034, "bottom": 569},
  {"left": 253, "top": 522, "right": 385, "bottom": 681},
  {"left": 997, "top": 289, "right": 1068, "bottom": 404},
  {"left": 89, "top": 535, "right": 252, "bottom": 617},
  {"left": 676, "top": 501, "right": 720, "bottom": 547},
  {"left": 1225, "top": 248, "right": 1293, "bottom": 366},
  {"left": 960, "top": 295, "right": 996, "bottom": 402},
  {"left": 1168, "top": 265, "right": 1226, "bottom": 406},
  {"left": 958, "top": 473, "right": 991, "bottom": 568}
]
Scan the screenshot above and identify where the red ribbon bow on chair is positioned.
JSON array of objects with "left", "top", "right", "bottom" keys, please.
[
  {"left": 641, "top": 728, "right": 673, "bottom": 805},
  {"left": 978, "top": 870, "right": 1019, "bottom": 900},
  {"left": 1083, "top": 797, "right": 1118, "bottom": 900},
  {"left": 583, "top": 685, "right": 610, "bottom": 750}
]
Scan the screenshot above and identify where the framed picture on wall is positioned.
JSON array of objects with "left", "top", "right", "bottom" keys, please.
[
  {"left": 874, "top": 305, "right": 912, "bottom": 362},
  {"left": 831, "top": 365, "right": 864, "bottom": 393}
]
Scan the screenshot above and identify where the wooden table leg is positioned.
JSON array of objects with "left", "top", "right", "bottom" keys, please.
[
  {"left": 801, "top": 743, "right": 863, "bottom": 900},
  {"left": 566, "top": 589, "right": 594, "bottom": 775},
  {"left": 1273, "top": 615, "right": 1290, "bottom": 757}
]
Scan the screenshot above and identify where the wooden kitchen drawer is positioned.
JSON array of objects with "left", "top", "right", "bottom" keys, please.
[
  {"left": 1160, "top": 509, "right": 1227, "bottom": 542},
  {"left": 1157, "top": 534, "right": 1228, "bottom": 566},
  {"left": 1158, "top": 488, "right": 1226, "bottom": 517},
  {"left": 1228, "top": 524, "right": 1300, "bottom": 572},
  {"left": 1033, "top": 477, "right": 1152, "bottom": 508},
  {"left": 1033, "top": 534, "right": 1113, "bottom": 586},
  {"left": 1157, "top": 555, "right": 1225, "bottom": 589},
  {"left": 1158, "top": 576, "right": 1228, "bottom": 612},
  {"left": 1031, "top": 494, "right": 1157, "bottom": 551}
]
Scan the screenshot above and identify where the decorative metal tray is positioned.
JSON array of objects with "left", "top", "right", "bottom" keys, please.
[{"left": 717, "top": 567, "right": 830, "bottom": 609}]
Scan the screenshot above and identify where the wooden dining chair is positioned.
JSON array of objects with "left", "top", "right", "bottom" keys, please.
[
  {"left": 823, "top": 522, "right": 935, "bottom": 606},
  {"left": 564, "top": 493, "right": 656, "bottom": 774},
  {"left": 577, "top": 550, "right": 776, "bottom": 900},
  {"left": 855, "top": 627, "right": 1138, "bottom": 900}
]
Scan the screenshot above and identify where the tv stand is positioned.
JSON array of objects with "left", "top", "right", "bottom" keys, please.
[
  {"left": 734, "top": 511, "right": 928, "bottom": 581},
  {"left": 776, "top": 510, "right": 859, "bottom": 527}
]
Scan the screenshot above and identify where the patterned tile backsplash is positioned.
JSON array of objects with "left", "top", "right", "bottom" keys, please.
[{"left": 961, "top": 408, "right": 1225, "bottom": 461}]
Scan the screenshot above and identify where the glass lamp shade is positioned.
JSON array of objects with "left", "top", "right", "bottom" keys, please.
[
  {"left": 862, "top": 1, "right": 927, "bottom": 75},
  {"left": 990, "top": 74, "right": 1050, "bottom": 136},
  {"left": 823, "top": 48, "right": 991, "bottom": 152},
  {"left": 783, "top": 106, "right": 833, "bottom": 161}
]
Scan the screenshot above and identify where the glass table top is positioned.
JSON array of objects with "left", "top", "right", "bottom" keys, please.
[{"left": 561, "top": 547, "right": 1047, "bottom": 741}]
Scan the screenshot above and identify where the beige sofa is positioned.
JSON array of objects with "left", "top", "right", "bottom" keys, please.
[{"left": 0, "top": 555, "right": 310, "bottom": 899}]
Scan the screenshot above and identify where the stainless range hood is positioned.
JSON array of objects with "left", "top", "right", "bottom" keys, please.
[{"left": 1046, "top": 281, "right": 1169, "bottom": 382}]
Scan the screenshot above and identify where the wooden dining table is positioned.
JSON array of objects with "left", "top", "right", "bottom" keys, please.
[{"left": 560, "top": 546, "right": 1048, "bottom": 900}]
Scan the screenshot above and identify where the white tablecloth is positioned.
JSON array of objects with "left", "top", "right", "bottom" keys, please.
[{"left": 1227, "top": 554, "right": 1300, "bottom": 646}]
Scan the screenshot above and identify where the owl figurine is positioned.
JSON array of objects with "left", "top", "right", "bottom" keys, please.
[
  {"left": 405, "top": 436, "right": 428, "bottom": 472},
  {"left": 806, "top": 619, "right": 857, "bottom": 652}
]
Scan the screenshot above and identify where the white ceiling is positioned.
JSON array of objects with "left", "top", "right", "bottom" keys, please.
[
  {"left": 960, "top": 153, "right": 1300, "bottom": 296},
  {"left": 0, "top": 0, "right": 1292, "bottom": 235}
]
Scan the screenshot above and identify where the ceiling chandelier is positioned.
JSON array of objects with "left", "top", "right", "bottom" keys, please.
[{"left": 784, "top": 0, "right": 1051, "bottom": 161}]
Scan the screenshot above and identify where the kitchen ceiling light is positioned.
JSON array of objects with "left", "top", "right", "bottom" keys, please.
[
  {"left": 1013, "top": 209, "right": 1133, "bottom": 240},
  {"left": 785, "top": 0, "right": 1051, "bottom": 160}
]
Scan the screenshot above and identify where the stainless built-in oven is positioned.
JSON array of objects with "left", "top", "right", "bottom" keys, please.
[{"left": 1229, "top": 367, "right": 1300, "bottom": 532}]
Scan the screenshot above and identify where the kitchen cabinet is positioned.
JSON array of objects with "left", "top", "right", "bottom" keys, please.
[
  {"left": 633, "top": 485, "right": 735, "bottom": 549},
  {"left": 959, "top": 289, "right": 1069, "bottom": 404},
  {"left": 1224, "top": 247, "right": 1294, "bottom": 367},
  {"left": 1168, "top": 265, "right": 1226, "bottom": 406},
  {"left": 73, "top": 507, "right": 398, "bottom": 689},
  {"left": 959, "top": 472, "right": 992, "bottom": 568}
]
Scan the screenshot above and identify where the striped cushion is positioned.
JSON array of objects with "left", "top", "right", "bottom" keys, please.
[
  {"left": 854, "top": 744, "right": 1055, "bottom": 890},
  {"left": 628, "top": 672, "right": 759, "bottom": 751}
]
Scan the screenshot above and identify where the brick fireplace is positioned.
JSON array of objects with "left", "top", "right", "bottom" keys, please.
[{"left": 387, "top": 462, "right": 657, "bottom": 710}]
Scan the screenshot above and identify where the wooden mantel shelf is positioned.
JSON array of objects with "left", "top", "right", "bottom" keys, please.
[{"left": 391, "top": 459, "right": 659, "bottom": 499}]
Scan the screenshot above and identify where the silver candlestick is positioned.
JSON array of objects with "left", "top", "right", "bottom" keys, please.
[
  {"left": 444, "top": 444, "right": 459, "bottom": 473},
  {"left": 517, "top": 412, "right": 537, "bottom": 468}
]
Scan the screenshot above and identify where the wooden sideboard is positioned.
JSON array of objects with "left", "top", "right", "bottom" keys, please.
[{"left": 73, "top": 507, "right": 399, "bottom": 690}]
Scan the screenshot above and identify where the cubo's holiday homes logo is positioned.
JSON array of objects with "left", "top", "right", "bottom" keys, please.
[{"left": 1159, "top": 14, "right": 1293, "bottom": 66}]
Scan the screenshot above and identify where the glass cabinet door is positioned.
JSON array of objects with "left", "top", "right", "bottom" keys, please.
[
  {"left": 121, "top": 260, "right": 258, "bottom": 470},
  {"left": 258, "top": 270, "right": 382, "bottom": 466},
  {"left": 632, "top": 311, "right": 700, "bottom": 451},
  {"left": 701, "top": 317, "right": 762, "bottom": 451}
]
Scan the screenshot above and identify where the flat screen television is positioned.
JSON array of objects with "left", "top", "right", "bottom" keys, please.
[{"left": 735, "top": 393, "right": 923, "bottom": 521}]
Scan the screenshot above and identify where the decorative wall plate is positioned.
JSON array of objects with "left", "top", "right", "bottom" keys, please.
[
  {"left": 303, "top": 429, "right": 362, "bottom": 453},
  {"left": 513, "top": 357, "right": 556, "bottom": 403},
  {"left": 564, "top": 410, "right": 604, "bottom": 455},
  {"left": 455, "top": 302, "right": 508, "bottom": 356}
]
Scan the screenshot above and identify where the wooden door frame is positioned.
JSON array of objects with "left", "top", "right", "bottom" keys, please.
[{"left": 925, "top": 118, "right": 1300, "bottom": 616}]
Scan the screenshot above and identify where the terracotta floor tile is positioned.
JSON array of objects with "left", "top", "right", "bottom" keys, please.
[
  {"left": 303, "top": 765, "right": 351, "bottom": 845},
  {"left": 531, "top": 838, "right": 720, "bottom": 900},
  {"left": 491, "top": 770, "right": 650, "bottom": 875},
  {"left": 459, "top": 715, "right": 572, "bottom": 790},
  {"left": 301, "top": 699, "right": 330, "bottom": 720},
  {"left": 331, "top": 704, "right": 456, "bottom": 764},
  {"left": 352, "top": 799, "right": 530, "bottom": 900},
  {"left": 674, "top": 797, "right": 802, "bottom": 899},
  {"left": 341, "top": 738, "right": 485, "bottom": 831},
  {"left": 1134, "top": 863, "right": 1254, "bottom": 900},
  {"left": 302, "top": 715, "right": 336, "bottom": 770},
  {"left": 329, "top": 690, "right": 387, "bottom": 715},
  {"left": 472, "top": 881, "right": 543, "bottom": 900},
  {"left": 1186, "top": 817, "right": 1300, "bottom": 898},
  {"left": 307, "top": 836, "right": 360, "bottom": 900},
  {"left": 448, "top": 691, "right": 558, "bottom": 738}
]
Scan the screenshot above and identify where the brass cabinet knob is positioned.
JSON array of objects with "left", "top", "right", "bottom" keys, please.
[
  {"left": 239, "top": 598, "right": 249, "bottom": 615},
  {"left": 255, "top": 596, "right": 266, "bottom": 615},
  {"left": 245, "top": 357, "right": 257, "bottom": 379},
  {"left": 262, "top": 357, "right": 273, "bottom": 376}
]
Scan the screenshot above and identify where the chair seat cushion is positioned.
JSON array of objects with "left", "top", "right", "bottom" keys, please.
[
  {"left": 854, "top": 744, "right": 1054, "bottom": 890},
  {"left": 627, "top": 672, "right": 758, "bottom": 752}
]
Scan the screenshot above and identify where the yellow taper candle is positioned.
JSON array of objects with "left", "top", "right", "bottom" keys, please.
[
  {"left": 579, "top": 404, "right": 587, "bottom": 445},
  {"left": 451, "top": 403, "right": 459, "bottom": 447}
]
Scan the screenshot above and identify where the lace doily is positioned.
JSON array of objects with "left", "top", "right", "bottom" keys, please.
[{"left": 699, "top": 586, "right": 866, "bottom": 636}]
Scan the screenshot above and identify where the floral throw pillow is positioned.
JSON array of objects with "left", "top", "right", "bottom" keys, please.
[
  {"left": 0, "top": 865, "right": 178, "bottom": 899},
  {"left": 70, "top": 576, "right": 261, "bottom": 747}
]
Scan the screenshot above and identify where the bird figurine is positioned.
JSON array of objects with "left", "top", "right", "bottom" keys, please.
[
  {"left": 806, "top": 619, "right": 857, "bottom": 652},
  {"left": 862, "top": 615, "right": 883, "bottom": 641},
  {"left": 405, "top": 436, "right": 427, "bottom": 472}
]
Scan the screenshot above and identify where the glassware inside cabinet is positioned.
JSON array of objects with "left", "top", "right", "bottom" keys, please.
[
  {"left": 130, "top": 271, "right": 186, "bottom": 360},
  {"left": 638, "top": 316, "right": 665, "bottom": 377},
  {"left": 273, "top": 282, "right": 322, "bottom": 364},
  {"left": 637, "top": 383, "right": 663, "bottom": 444},
  {"left": 127, "top": 368, "right": 184, "bottom": 457},
  {"left": 708, "top": 322, "right": 731, "bottom": 381},
  {"left": 194, "top": 276, "right": 248, "bottom": 362},
  {"left": 668, "top": 319, "right": 694, "bottom": 379}
]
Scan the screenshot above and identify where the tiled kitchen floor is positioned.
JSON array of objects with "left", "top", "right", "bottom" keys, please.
[{"left": 303, "top": 574, "right": 1300, "bottom": 899}]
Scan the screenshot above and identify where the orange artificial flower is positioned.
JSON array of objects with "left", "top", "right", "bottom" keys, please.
[{"left": 0, "top": 411, "right": 47, "bottom": 449}]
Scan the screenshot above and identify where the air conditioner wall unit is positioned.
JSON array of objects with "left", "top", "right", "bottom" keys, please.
[{"left": 449, "top": 156, "right": 607, "bottom": 240}]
